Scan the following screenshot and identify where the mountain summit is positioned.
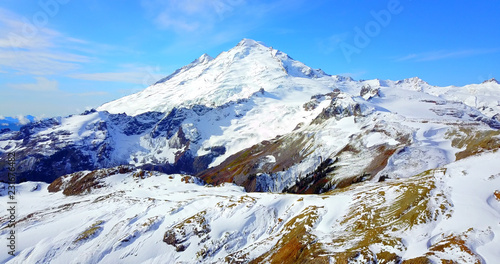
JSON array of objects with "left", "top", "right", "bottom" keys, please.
[
  {"left": 236, "top": 38, "right": 267, "bottom": 47},
  {"left": 483, "top": 77, "right": 499, "bottom": 84},
  {"left": 98, "top": 38, "right": 327, "bottom": 116}
]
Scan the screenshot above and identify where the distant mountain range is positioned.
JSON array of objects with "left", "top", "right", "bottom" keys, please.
[
  {"left": 0, "top": 115, "right": 36, "bottom": 132},
  {"left": 1, "top": 39, "right": 499, "bottom": 263}
]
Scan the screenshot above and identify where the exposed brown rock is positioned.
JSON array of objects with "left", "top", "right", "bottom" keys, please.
[{"left": 47, "top": 165, "right": 134, "bottom": 195}]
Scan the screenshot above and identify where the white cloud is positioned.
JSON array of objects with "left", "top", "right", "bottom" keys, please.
[
  {"left": 8, "top": 77, "right": 59, "bottom": 91},
  {"left": 69, "top": 64, "right": 164, "bottom": 86},
  {"left": 77, "top": 91, "right": 109, "bottom": 97},
  {"left": 70, "top": 72, "right": 154, "bottom": 85},
  {"left": 396, "top": 48, "right": 500, "bottom": 62},
  {"left": 0, "top": 50, "right": 88, "bottom": 75},
  {"left": 0, "top": 7, "right": 90, "bottom": 75},
  {"left": 0, "top": 115, "right": 5, "bottom": 120},
  {"left": 15, "top": 115, "right": 30, "bottom": 125},
  {"left": 318, "top": 33, "right": 350, "bottom": 54},
  {"left": 144, "top": 0, "right": 247, "bottom": 32}
]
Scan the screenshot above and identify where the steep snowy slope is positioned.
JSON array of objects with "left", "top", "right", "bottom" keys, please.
[{"left": 1, "top": 150, "right": 499, "bottom": 263}]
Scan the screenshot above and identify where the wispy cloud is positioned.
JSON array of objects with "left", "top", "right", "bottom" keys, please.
[
  {"left": 143, "top": 0, "right": 247, "bottom": 32},
  {"left": 0, "top": 50, "right": 89, "bottom": 75},
  {"left": 318, "top": 33, "right": 350, "bottom": 54},
  {"left": 15, "top": 115, "right": 31, "bottom": 125},
  {"left": 70, "top": 72, "right": 149, "bottom": 84},
  {"left": 396, "top": 48, "right": 500, "bottom": 62},
  {"left": 69, "top": 65, "right": 164, "bottom": 85},
  {"left": 77, "top": 91, "right": 109, "bottom": 97},
  {"left": 0, "top": 8, "right": 90, "bottom": 75},
  {"left": 7, "top": 77, "right": 59, "bottom": 91},
  {"left": 0, "top": 7, "right": 150, "bottom": 85},
  {"left": 141, "top": 0, "right": 307, "bottom": 49}
]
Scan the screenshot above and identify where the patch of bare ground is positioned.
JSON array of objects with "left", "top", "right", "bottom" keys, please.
[
  {"left": 446, "top": 127, "right": 500, "bottom": 160},
  {"left": 401, "top": 256, "right": 433, "bottom": 264},
  {"left": 250, "top": 206, "right": 329, "bottom": 264},
  {"left": 197, "top": 134, "right": 312, "bottom": 191},
  {"left": 73, "top": 220, "right": 104, "bottom": 244},
  {"left": 163, "top": 210, "right": 210, "bottom": 253},
  {"left": 323, "top": 169, "right": 450, "bottom": 262},
  {"left": 48, "top": 165, "right": 135, "bottom": 195}
]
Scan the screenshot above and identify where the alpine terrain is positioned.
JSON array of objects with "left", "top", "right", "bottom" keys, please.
[{"left": 1, "top": 39, "right": 500, "bottom": 263}]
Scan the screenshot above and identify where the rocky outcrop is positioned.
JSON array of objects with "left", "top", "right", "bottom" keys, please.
[
  {"left": 47, "top": 165, "right": 136, "bottom": 195},
  {"left": 312, "top": 92, "right": 364, "bottom": 124},
  {"left": 360, "top": 84, "right": 380, "bottom": 100}
]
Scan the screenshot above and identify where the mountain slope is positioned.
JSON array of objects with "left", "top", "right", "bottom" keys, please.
[{"left": 1, "top": 150, "right": 499, "bottom": 263}]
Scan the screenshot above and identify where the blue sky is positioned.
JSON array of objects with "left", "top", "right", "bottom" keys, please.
[{"left": 1, "top": 0, "right": 499, "bottom": 117}]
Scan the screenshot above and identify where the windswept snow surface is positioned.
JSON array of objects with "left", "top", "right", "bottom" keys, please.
[
  {"left": 399, "top": 152, "right": 500, "bottom": 262},
  {"left": 0, "top": 172, "right": 350, "bottom": 264},
  {"left": 1, "top": 151, "right": 500, "bottom": 263}
]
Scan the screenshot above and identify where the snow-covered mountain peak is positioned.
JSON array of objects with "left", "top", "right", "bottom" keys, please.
[
  {"left": 99, "top": 39, "right": 333, "bottom": 116},
  {"left": 397, "top": 76, "right": 428, "bottom": 85},
  {"left": 394, "top": 76, "right": 432, "bottom": 91},
  {"left": 332, "top": 75, "right": 354, "bottom": 82},
  {"left": 4, "top": 38, "right": 500, "bottom": 264},
  {"left": 194, "top": 53, "right": 213, "bottom": 64},
  {"left": 482, "top": 78, "right": 499, "bottom": 84},
  {"left": 236, "top": 38, "right": 268, "bottom": 48}
]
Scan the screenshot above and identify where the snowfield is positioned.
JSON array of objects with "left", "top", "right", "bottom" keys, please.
[{"left": 1, "top": 151, "right": 499, "bottom": 263}]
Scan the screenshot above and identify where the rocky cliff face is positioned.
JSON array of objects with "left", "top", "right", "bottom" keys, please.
[{"left": 0, "top": 107, "right": 229, "bottom": 183}]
